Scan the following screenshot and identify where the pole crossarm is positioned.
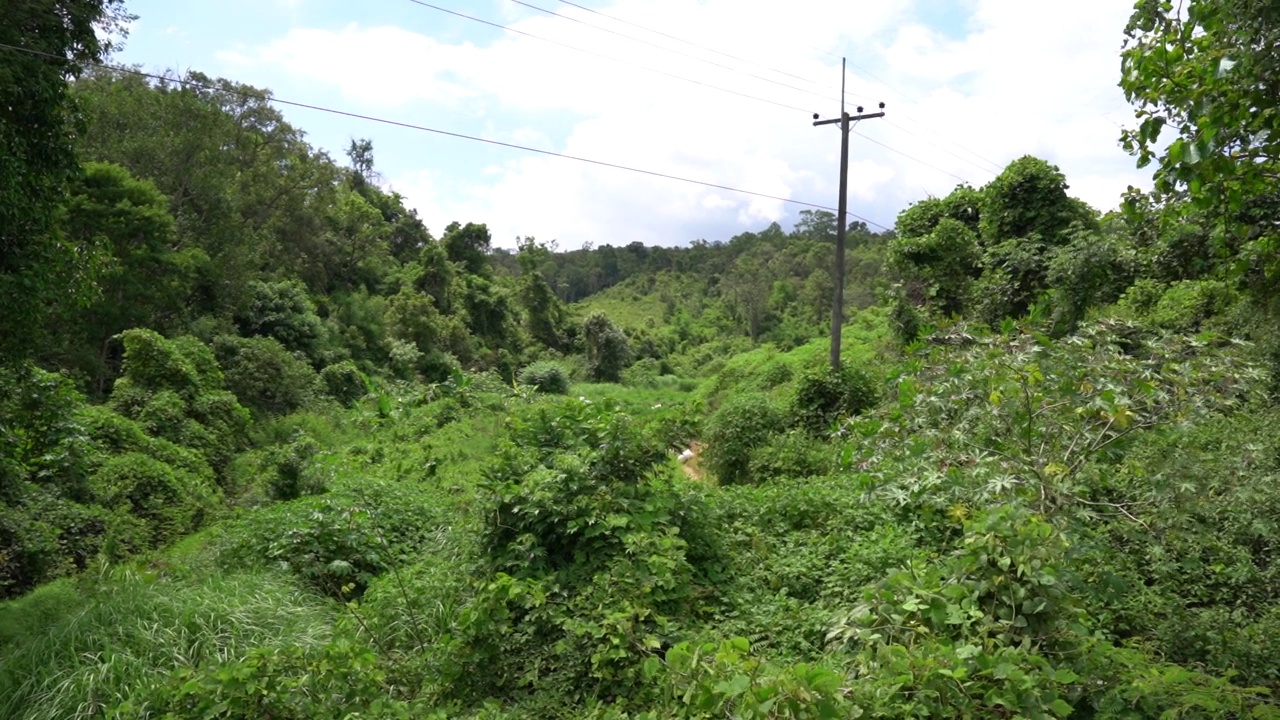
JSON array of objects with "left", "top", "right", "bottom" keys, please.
[{"left": 813, "top": 111, "right": 884, "bottom": 127}]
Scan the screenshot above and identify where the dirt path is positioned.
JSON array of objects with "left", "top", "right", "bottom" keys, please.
[{"left": 680, "top": 441, "right": 706, "bottom": 481}]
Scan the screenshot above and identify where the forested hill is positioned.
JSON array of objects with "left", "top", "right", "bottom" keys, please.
[{"left": 5, "top": 0, "right": 1280, "bottom": 717}]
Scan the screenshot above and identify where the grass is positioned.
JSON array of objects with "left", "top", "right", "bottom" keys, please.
[{"left": 0, "top": 568, "right": 334, "bottom": 720}]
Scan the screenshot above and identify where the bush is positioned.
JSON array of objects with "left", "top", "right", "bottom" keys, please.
[
  {"left": 791, "top": 363, "right": 877, "bottom": 435},
  {"left": 319, "top": 360, "right": 368, "bottom": 405},
  {"left": 266, "top": 432, "right": 326, "bottom": 501},
  {"left": 90, "top": 452, "right": 220, "bottom": 552},
  {"left": 212, "top": 335, "right": 321, "bottom": 417},
  {"left": 748, "top": 432, "right": 833, "bottom": 481},
  {"left": 218, "top": 481, "right": 446, "bottom": 598},
  {"left": 518, "top": 360, "right": 571, "bottom": 394},
  {"left": 1147, "top": 279, "right": 1239, "bottom": 333},
  {"left": 450, "top": 397, "right": 710, "bottom": 703},
  {"left": 703, "top": 393, "right": 786, "bottom": 485},
  {"left": 235, "top": 279, "right": 326, "bottom": 362}
]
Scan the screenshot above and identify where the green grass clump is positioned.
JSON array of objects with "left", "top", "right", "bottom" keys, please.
[
  {"left": 0, "top": 568, "right": 333, "bottom": 720},
  {"left": 517, "top": 360, "right": 571, "bottom": 394}
]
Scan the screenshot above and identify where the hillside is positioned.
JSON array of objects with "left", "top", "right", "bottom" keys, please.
[{"left": 5, "top": 0, "right": 1280, "bottom": 717}]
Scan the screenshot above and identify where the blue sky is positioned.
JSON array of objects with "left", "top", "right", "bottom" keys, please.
[{"left": 113, "top": 0, "right": 1152, "bottom": 249}]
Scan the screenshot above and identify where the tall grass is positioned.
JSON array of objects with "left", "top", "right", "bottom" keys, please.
[{"left": 0, "top": 568, "right": 334, "bottom": 720}]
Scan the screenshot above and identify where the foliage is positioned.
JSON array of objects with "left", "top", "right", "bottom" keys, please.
[
  {"left": 1120, "top": 0, "right": 1280, "bottom": 232},
  {"left": 791, "top": 363, "right": 878, "bottom": 435},
  {"left": 0, "top": 569, "right": 334, "bottom": 720},
  {"left": 584, "top": 311, "right": 633, "bottom": 383},
  {"left": 518, "top": 360, "right": 571, "bottom": 395},
  {"left": 448, "top": 397, "right": 713, "bottom": 705},
  {"left": 55, "top": 161, "right": 202, "bottom": 394},
  {"left": 1045, "top": 226, "right": 1136, "bottom": 334},
  {"left": 265, "top": 431, "right": 326, "bottom": 501},
  {"left": 211, "top": 334, "right": 321, "bottom": 417},
  {"left": 747, "top": 432, "right": 834, "bottom": 481},
  {"left": 320, "top": 360, "right": 369, "bottom": 405},
  {"left": 847, "top": 321, "right": 1267, "bottom": 519},
  {"left": 639, "top": 637, "right": 859, "bottom": 719},
  {"left": 0, "top": 0, "right": 130, "bottom": 364},
  {"left": 118, "top": 636, "right": 428, "bottom": 720},
  {"left": 703, "top": 393, "right": 786, "bottom": 486},
  {"left": 218, "top": 481, "right": 446, "bottom": 598},
  {"left": 235, "top": 280, "right": 327, "bottom": 362},
  {"left": 1144, "top": 278, "right": 1239, "bottom": 333},
  {"left": 889, "top": 217, "right": 981, "bottom": 316},
  {"left": 90, "top": 452, "right": 220, "bottom": 554},
  {"left": 978, "top": 155, "right": 1094, "bottom": 247}
]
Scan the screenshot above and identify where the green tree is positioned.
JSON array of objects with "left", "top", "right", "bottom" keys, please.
[
  {"left": 1120, "top": 0, "right": 1280, "bottom": 229},
  {"left": 888, "top": 218, "right": 981, "bottom": 317},
  {"left": 583, "top": 312, "right": 631, "bottom": 383},
  {"left": 0, "top": 0, "right": 132, "bottom": 364},
  {"left": 443, "top": 221, "right": 493, "bottom": 278},
  {"left": 54, "top": 162, "right": 203, "bottom": 394},
  {"left": 516, "top": 237, "right": 568, "bottom": 349},
  {"left": 724, "top": 249, "right": 774, "bottom": 341},
  {"left": 1119, "top": 0, "right": 1280, "bottom": 370},
  {"left": 979, "top": 156, "right": 1094, "bottom": 247}
]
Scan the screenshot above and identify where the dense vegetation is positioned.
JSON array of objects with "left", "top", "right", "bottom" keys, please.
[{"left": 4, "top": 0, "right": 1280, "bottom": 717}]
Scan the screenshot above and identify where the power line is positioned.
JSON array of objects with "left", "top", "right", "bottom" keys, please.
[
  {"left": 851, "top": 127, "right": 972, "bottom": 185},
  {"left": 0, "top": 41, "right": 892, "bottom": 232},
  {"left": 556, "top": 0, "right": 868, "bottom": 98},
  {"left": 507, "top": 0, "right": 843, "bottom": 107},
  {"left": 549, "top": 1, "right": 1003, "bottom": 182},
  {"left": 883, "top": 118, "right": 1001, "bottom": 177},
  {"left": 839, "top": 66, "right": 1008, "bottom": 174},
  {"left": 404, "top": 0, "right": 816, "bottom": 115}
]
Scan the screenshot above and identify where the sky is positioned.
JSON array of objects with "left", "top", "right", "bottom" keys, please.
[{"left": 111, "top": 0, "right": 1153, "bottom": 249}]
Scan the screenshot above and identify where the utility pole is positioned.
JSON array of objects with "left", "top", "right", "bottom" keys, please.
[{"left": 813, "top": 58, "right": 884, "bottom": 371}]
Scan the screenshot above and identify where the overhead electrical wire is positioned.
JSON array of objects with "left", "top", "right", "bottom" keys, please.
[
  {"left": 556, "top": 0, "right": 859, "bottom": 96},
  {"left": 506, "top": 0, "right": 845, "bottom": 107},
  {"left": 883, "top": 118, "right": 1001, "bottom": 178},
  {"left": 851, "top": 128, "right": 973, "bottom": 185},
  {"left": 0, "top": 41, "right": 893, "bottom": 232},
  {"left": 544, "top": 0, "right": 1005, "bottom": 182},
  {"left": 403, "top": 0, "right": 815, "bottom": 115},
  {"left": 554, "top": 0, "right": 1007, "bottom": 174},
  {"left": 416, "top": 0, "right": 985, "bottom": 197}
]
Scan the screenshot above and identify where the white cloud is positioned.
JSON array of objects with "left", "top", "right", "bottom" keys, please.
[{"left": 218, "top": 0, "right": 1155, "bottom": 248}]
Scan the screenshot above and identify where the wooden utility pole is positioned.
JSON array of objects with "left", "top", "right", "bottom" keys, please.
[{"left": 813, "top": 58, "right": 884, "bottom": 371}]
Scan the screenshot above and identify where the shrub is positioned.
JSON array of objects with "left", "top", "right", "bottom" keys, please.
[
  {"left": 703, "top": 393, "right": 786, "bottom": 486},
  {"left": 319, "top": 360, "right": 368, "bottom": 406},
  {"left": 90, "top": 452, "right": 220, "bottom": 552},
  {"left": 212, "top": 335, "right": 321, "bottom": 417},
  {"left": 119, "top": 637, "right": 426, "bottom": 720},
  {"left": 1146, "top": 279, "right": 1239, "bottom": 333},
  {"left": 218, "top": 481, "right": 445, "bottom": 598},
  {"left": 791, "top": 363, "right": 877, "bottom": 435},
  {"left": 112, "top": 329, "right": 202, "bottom": 398},
  {"left": 108, "top": 331, "right": 250, "bottom": 477},
  {"left": 387, "top": 338, "right": 423, "bottom": 379},
  {"left": 748, "top": 432, "right": 833, "bottom": 481},
  {"left": 235, "top": 279, "right": 326, "bottom": 362},
  {"left": 517, "top": 360, "right": 571, "bottom": 394},
  {"left": 266, "top": 432, "right": 326, "bottom": 501},
  {"left": 888, "top": 217, "right": 981, "bottom": 316},
  {"left": 450, "top": 397, "right": 710, "bottom": 703}
]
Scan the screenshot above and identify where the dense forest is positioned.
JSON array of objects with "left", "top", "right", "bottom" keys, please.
[{"left": 4, "top": 0, "right": 1280, "bottom": 717}]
